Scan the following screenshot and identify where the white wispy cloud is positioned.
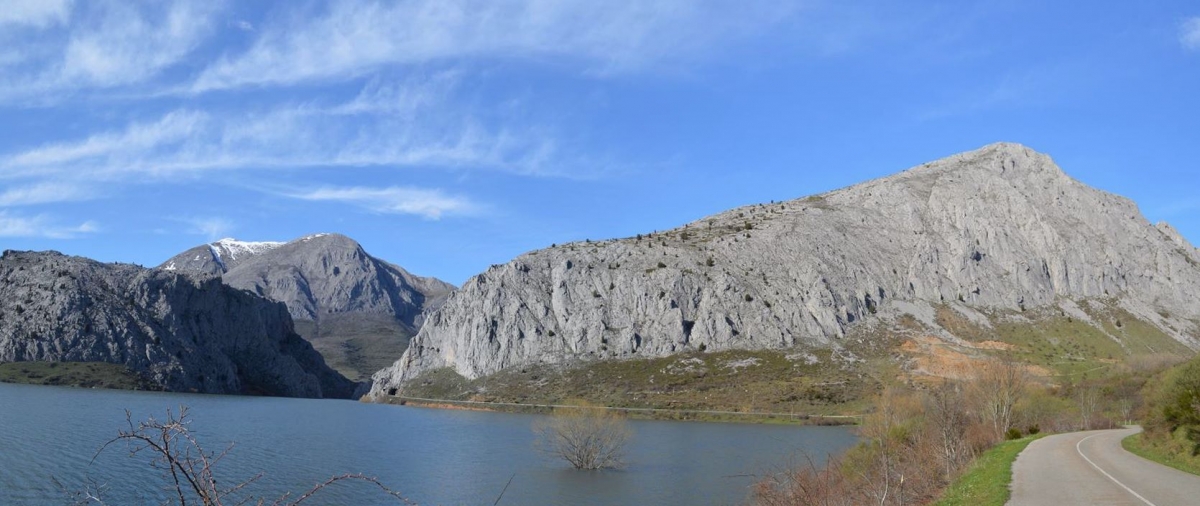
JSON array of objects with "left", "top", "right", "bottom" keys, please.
[
  {"left": 0, "top": 1, "right": 221, "bottom": 101},
  {"left": 0, "top": 0, "right": 71, "bottom": 28},
  {"left": 0, "top": 181, "right": 98, "bottom": 206},
  {"left": 1183, "top": 17, "right": 1200, "bottom": 51},
  {"left": 5, "top": 110, "right": 207, "bottom": 175},
  {"left": 0, "top": 211, "right": 98, "bottom": 238},
  {"left": 1, "top": 76, "right": 569, "bottom": 180},
  {"left": 192, "top": 0, "right": 796, "bottom": 91},
  {"left": 60, "top": 1, "right": 218, "bottom": 87},
  {"left": 287, "top": 186, "right": 478, "bottom": 219}
]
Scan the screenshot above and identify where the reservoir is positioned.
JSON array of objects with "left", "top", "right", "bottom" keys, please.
[{"left": 0, "top": 382, "right": 856, "bottom": 505}]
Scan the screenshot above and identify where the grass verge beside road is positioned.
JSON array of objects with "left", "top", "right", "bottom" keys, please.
[
  {"left": 933, "top": 434, "right": 1046, "bottom": 506},
  {"left": 1122, "top": 432, "right": 1200, "bottom": 476}
]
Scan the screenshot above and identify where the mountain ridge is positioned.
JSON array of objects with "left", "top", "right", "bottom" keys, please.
[
  {"left": 0, "top": 250, "right": 354, "bottom": 398},
  {"left": 369, "top": 143, "right": 1200, "bottom": 398},
  {"left": 160, "top": 233, "right": 455, "bottom": 381}
]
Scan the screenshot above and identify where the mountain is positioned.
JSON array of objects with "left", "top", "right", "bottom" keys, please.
[
  {"left": 160, "top": 234, "right": 454, "bottom": 381},
  {"left": 369, "top": 143, "right": 1200, "bottom": 398},
  {"left": 0, "top": 250, "right": 355, "bottom": 398}
]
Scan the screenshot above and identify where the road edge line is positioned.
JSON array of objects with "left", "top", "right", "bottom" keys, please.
[{"left": 1076, "top": 431, "right": 1156, "bottom": 506}]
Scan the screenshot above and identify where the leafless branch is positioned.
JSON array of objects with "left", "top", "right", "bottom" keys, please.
[{"left": 74, "top": 406, "right": 414, "bottom": 506}]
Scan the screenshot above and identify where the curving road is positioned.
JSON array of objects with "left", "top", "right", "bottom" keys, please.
[{"left": 1009, "top": 427, "right": 1200, "bottom": 505}]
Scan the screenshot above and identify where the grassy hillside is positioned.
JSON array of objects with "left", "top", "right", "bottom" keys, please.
[
  {"left": 395, "top": 347, "right": 883, "bottom": 419},
  {"left": 0, "top": 361, "right": 154, "bottom": 390},
  {"left": 931, "top": 301, "right": 1190, "bottom": 379},
  {"left": 296, "top": 313, "right": 413, "bottom": 382},
  {"left": 386, "top": 298, "right": 1194, "bottom": 420}
]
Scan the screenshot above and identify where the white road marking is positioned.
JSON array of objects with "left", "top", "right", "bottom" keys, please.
[{"left": 1076, "top": 432, "right": 1156, "bottom": 506}]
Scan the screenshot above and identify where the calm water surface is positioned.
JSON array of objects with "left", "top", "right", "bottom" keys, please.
[{"left": 0, "top": 382, "right": 856, "bottom": 505}]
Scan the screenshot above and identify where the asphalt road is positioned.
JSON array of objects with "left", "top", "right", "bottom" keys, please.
[{"left": 1009, "top": 427, "right": 1200, "bottom": 505}]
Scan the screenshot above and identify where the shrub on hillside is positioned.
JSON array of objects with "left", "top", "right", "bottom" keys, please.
[
  {"left": 1145, "top": 355, "right": 1200, "bottom": 454},
  {"left": 753, "top": 362, "right": 1055, "bottom": 506}
]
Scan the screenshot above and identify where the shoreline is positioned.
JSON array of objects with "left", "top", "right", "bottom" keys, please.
[{"left": 376, "top": 395, "right": 862, "bottom": 426}]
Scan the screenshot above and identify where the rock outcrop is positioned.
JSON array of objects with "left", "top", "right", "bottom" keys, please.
[
  {"left": 161, "top": 234, "right": 455, "bottom": 381},
  {"left": 370, "top": 143, "right": 1200, "bottom": 396},
  {"left": 0, "top": 250, "right": 355, "bottom": 398}
]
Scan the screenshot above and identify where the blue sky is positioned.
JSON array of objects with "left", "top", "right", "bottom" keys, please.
[{"left": 1, "top": 0, "right": 1198, "bottom": 285}]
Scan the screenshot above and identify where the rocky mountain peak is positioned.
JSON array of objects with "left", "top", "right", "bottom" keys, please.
[
  {"left": 944, "top": 142, "right": 1064, "bottom": 181},
  {"left": 370, "top": 143, "right": 1200, "bottom": 396},
  {"left": 1156, "top": 222, "right": 1196, "bottom": 250},
  {"left": 160, "top": 232, "right": 455, "bottom": 382},
  {"left": 842, "top": 142, "right": 1064, "bottom": 198},
  {"left": 210, "top": 238, "right": 286, "bottom": 262}
]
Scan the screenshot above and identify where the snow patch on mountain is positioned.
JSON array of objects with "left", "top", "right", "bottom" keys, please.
[
  {"left": 211, "top": 238, "right": 286, "bottom": 260},
  {"left": 300, "top": 233, "right": 330, "bottom": 242}
]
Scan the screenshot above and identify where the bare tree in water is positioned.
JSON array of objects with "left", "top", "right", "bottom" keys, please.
[
  {"left": 65, "top": 406, "right": 412, "bottom": 506},
  {"left": 534, "top": 401, "right": 632, "bottom": 470}
]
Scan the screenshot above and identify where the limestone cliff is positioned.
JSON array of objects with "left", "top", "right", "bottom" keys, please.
[
  {"left": 370, "top": 143, "right": 1200, "bottom": 396},
  {"left": 161, "top": 233, "right": 454, "bottom": 381},
  {"left": 0, "top": 250, "right": 355, "bottom": 398}
]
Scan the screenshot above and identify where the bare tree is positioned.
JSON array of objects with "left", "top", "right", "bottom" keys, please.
[
  {"left": 1118, "top": 398, "right": 1134, "bottom": 426},
  {"left": 924, "top": 382, "right": 969, "bottom": 483},
  {"left": 85, "top": 406, "right": 412, "bottom": 506},
  {"left": 852, "top": 386, "right": 927, "bottom": 506},
  {"left": 969, "top": 360, "right": 1028, "bottom": 442},
  {"left": 752, "top": 453, "right": 856, "bottom": 506},
  {"left": 534, "top": 401, "right": 631, "bottom": 470},
  {"left": 1077, "top": 387, "right": 1102, "bottom": 430}
]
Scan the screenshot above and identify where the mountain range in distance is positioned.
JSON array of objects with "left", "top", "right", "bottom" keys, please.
[
  {"left": 159, "top": 233, "right": 454, "bottom": 382},
  {"left": 1, "top": 142, "right": 1197, "bottom": 410}
]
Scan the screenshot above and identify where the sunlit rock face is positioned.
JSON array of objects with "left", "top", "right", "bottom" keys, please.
[{"left": 371, "top": 143, "right": 1200, "bottom": 397}]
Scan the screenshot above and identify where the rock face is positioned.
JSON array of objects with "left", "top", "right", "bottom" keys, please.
[
  {"left": 161, "top": 234, "right": 455, "bottom": 381},
  {"left": 0, "top": 250, "right": 355, "bottom": 398},
  {"left": 370, "top": 143, "right": 1200, "bottom": 396}
]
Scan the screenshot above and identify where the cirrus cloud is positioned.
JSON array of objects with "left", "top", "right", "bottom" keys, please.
[
  {"left": 286, "top": 185, "right": 479, "bottom": 220},
  {"left": 0, "top": 181, "right": 98, "bottom": 206},
  {"left": 1183, "top": 17, "right": 1200, "bottom": 51},
  {"left": 0, "top": 211, "right": 98, "bottom": 238},
  {"left": 0, "top": 0, "right": 71, "bottom": 28},
  {"left": 191, "top": 0, "right": 798, "bottom": 91},
  {"left": 1, "top": 75, "right": 569, "bottom": 181}
]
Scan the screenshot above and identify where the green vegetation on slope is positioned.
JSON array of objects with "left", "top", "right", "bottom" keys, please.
[
  {"left": 391, "top": 299, "right": 1193, "bottom": 423},
  {"left": 395, "top": 347, "right": 882, "bottom": 418},
  {"left": 936, "top": 301, "right": 1191, "bottom": 380},
  {"left": 1132, "top": 353, "right": 1200, "bottom": 475},
  {"left": 1122, "top": 432, "right": 1200, "bottom": 476},
  {"left": 933, "top": 435, "right": 1046, "bottom": 506},
  {"left": 0, "top": 361, "right": 153, "bottom": 390},
  {"left": 296, "top": 313, "right": 413, "bottom": 382}
]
